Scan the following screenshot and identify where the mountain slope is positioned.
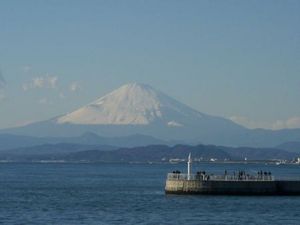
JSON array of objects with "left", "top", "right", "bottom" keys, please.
[
  {"left": 56, "top": 83, "right": 236, "bottom": 129},
  {"left": 0, "top": 83, "right": 245, "bottom": 144},
  {"left": 2, "top": 83, "right": 300, "bottom": 147}
]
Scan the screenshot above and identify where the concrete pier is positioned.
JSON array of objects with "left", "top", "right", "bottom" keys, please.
[
  {"left": 166, "top": 154, "right": 300, "bottom": 195},
  {"left": 165, "top": 174, "right": 300, "bottom": 195}
]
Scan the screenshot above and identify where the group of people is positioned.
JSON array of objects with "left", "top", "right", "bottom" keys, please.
[
  {"left": 196, "top": 171, "right": 206, "bottom": 175},
  {"left": 233, "top": 170, "right": 251, "bottom": 180},
  {"left": 171, "top": 169, "right": 273, "bottom": 181},
  {"left": 257, "top": 171, "right": 272, "bottom": 176},
  {"left": 232, "top": 170, "right": 273, "bottom": 180},
  {"left": 196, "top": 171, "right": 210, "bottom": 180}
]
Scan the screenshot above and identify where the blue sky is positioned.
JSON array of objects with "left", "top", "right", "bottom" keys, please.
[{"left": 0, "top": 0, "right": 299, "bottom": 129}]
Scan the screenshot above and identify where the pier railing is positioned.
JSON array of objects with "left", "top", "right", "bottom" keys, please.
[{"left": 167, "top": 173, "right": 275, "bottom": 181}]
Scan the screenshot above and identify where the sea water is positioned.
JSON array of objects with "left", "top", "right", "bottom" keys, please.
[{"left": 0, "top": 162, "right": 300, "bottom": 225}]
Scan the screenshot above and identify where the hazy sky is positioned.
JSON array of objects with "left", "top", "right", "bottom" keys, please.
[{"left": 0, "top": 0, "right": 299, "bottom": 129}]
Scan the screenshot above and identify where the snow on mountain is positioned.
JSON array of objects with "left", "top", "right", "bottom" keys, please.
[
  {"left": 2, "top": 82, "right": 267, "bottom": 146},
  {"left": 57, "top": 83, "right": 205, "bottom": 127},
  {"left": 2, "top": 83, "right": 300, "bottom": 147}
]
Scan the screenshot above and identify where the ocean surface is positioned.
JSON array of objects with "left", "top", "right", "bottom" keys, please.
[{"left": 0, "top": 162, "right": 300, "bottom": 225}]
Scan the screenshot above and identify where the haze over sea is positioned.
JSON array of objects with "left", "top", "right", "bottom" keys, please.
[{"left": 1, "top": 162, "right": 299, "bottom": 225}]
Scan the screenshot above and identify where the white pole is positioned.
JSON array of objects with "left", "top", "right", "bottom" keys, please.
[{"left": 187, "top": 153, "right": 192, "bottom": 180}]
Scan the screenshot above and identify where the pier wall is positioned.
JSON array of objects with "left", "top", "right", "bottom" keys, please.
[
  {"left": 276, "top": 181, "right": 300, "bottom": 194},
  {"left": 165, "top": 180, "right": 300, "bottom": 195}
]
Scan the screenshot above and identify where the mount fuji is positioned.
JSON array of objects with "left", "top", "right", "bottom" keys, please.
[
  {"left": 57, "top": 83, "right": 232, "bottom": 128},
  {"left": 2, "top": 83, "right": 300, "bottom": 147}
]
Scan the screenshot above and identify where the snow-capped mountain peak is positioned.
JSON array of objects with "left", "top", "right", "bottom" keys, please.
[
  {"left": 57, "top": 82, "right": 203, "bottom": 126},
  {"left": 1, "top": 82, "right": 251, "bottom": 145}
]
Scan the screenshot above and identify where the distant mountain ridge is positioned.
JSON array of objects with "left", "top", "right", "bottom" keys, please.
[
  {"left": 0, "top": 133, "right": 168, "bottom": 151},
  {"left": 1, "top": 83, "right": 300, "bottom": 147},
  {"left": 276, "top": 141, "right": 300, "bottom": 153},
  {"left": 0, "top": 143, "right": 297, "bottom": 162},
  {"left": 0, "top": 143, "right": 116, "bottom": 155}
]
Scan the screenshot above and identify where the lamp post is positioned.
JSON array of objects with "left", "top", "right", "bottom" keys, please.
[{"left": 188, "top": 153, "right": 192, "bottom": 180}]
